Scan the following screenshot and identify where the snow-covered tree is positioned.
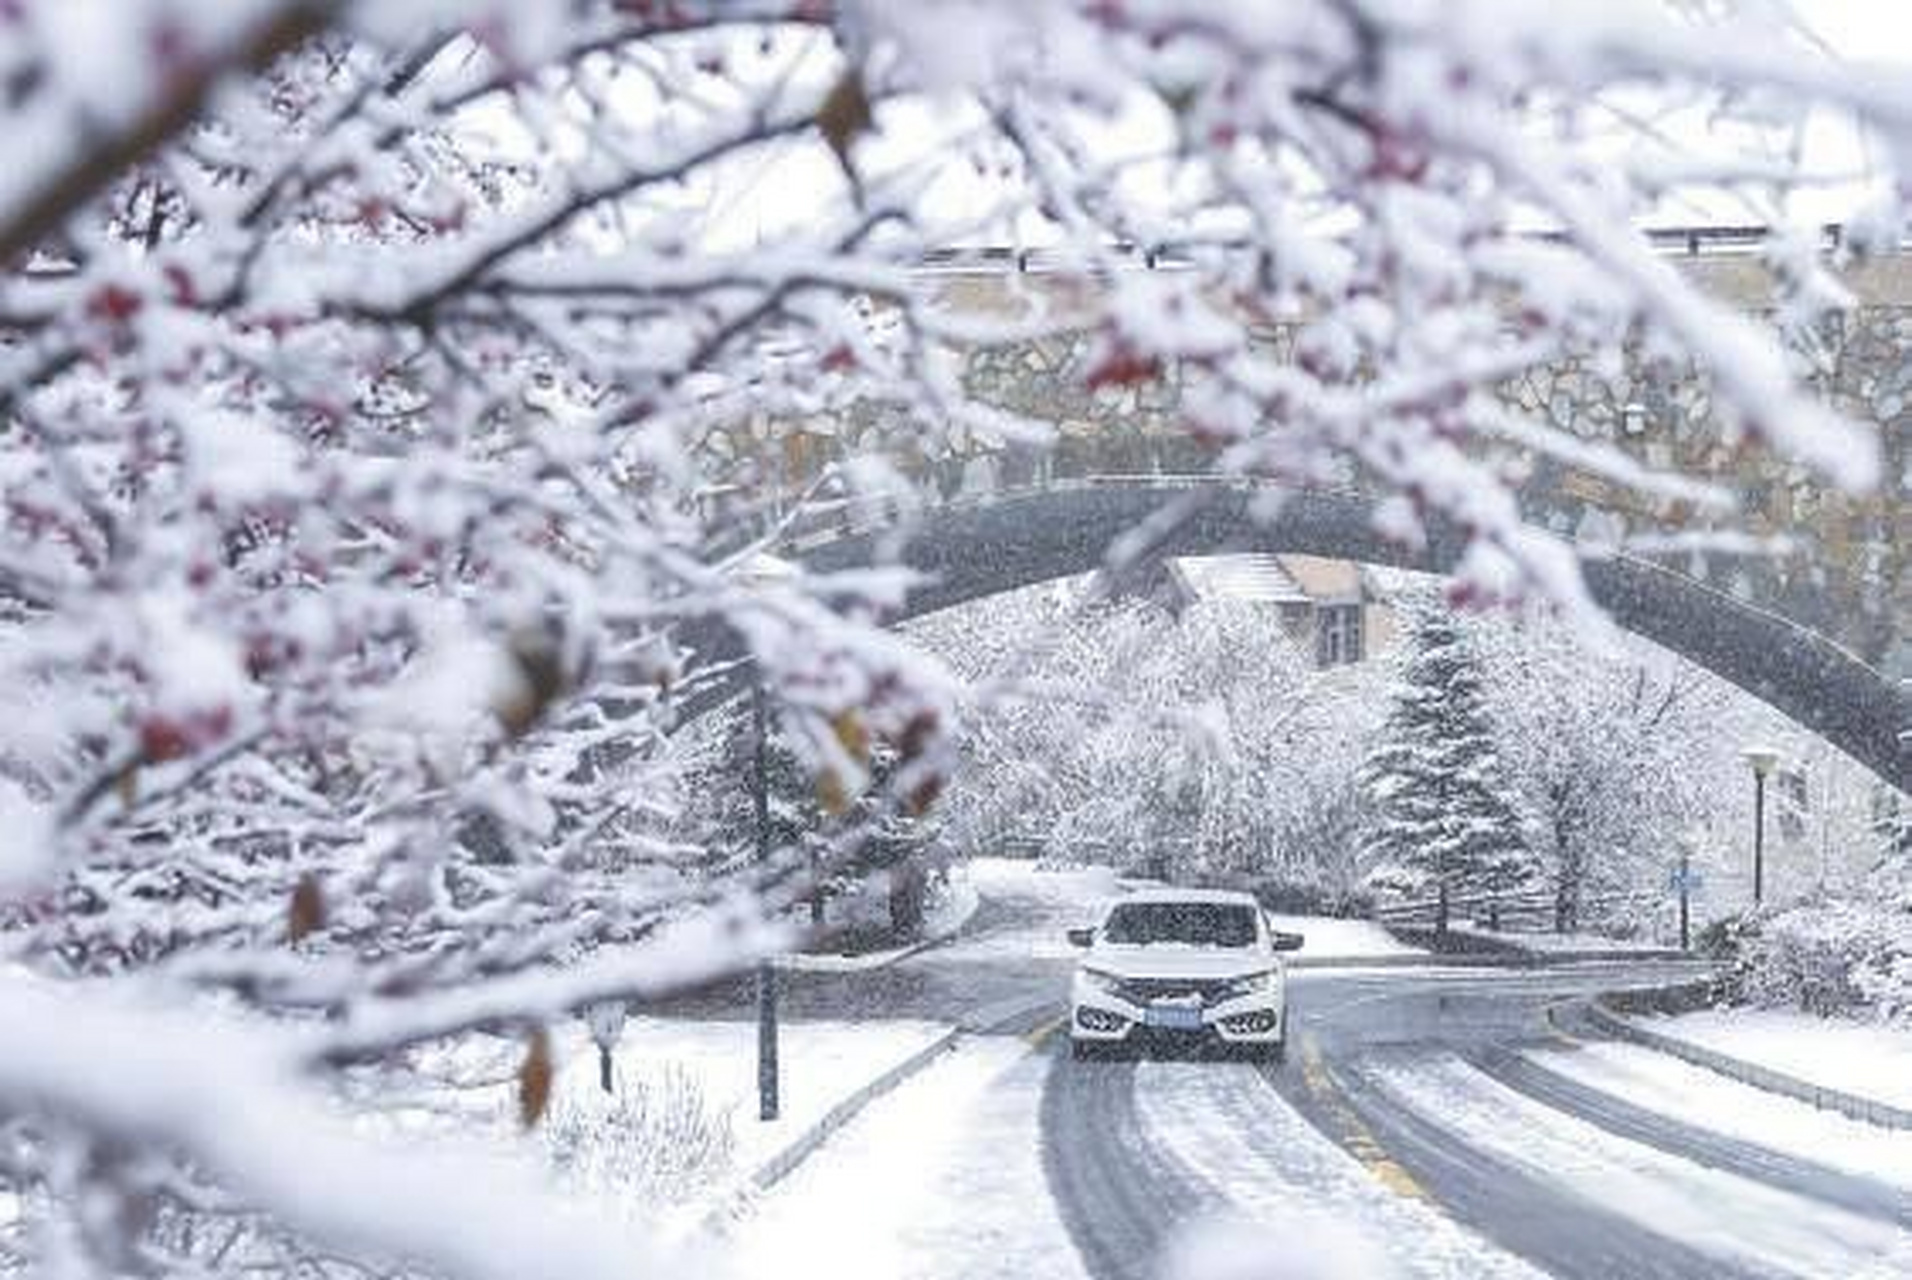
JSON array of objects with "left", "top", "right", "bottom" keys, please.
[
  {"left": 912, "top": 577, "right": 1384, "bottom": 892},
  {"left": 1360, "top": 603, "right": 1539, "bottom": 932},
  {"left": 1472, "top": 616, "right": 1729, "bottom": 932},
  {"left": 0, "top": 1, "right": 1900, "bottom": 1274}
]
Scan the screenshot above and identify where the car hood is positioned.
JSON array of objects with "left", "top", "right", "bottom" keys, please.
[{"left": 1080, "top": 945, "right": 1275, "bottom": 981}]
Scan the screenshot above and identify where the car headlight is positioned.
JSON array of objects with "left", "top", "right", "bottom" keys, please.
[
  {"left": 1224, "top": 970, "right": 1279, "bottom": 1000},
  {"left": 1078, "top": 967, "right": 1122, "bottom": 995}
]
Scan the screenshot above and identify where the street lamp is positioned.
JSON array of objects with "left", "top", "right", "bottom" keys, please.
[
  {"left": 1741, "top": 745, "right": 1781, "bottom": 907},
  {"left": 737, "top": 553, "right": 798, "bottom": 1122}
]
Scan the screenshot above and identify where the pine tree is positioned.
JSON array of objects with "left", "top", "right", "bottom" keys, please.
[{"left": 1360, "top": 604, "right": 1538, "bottom": 935}]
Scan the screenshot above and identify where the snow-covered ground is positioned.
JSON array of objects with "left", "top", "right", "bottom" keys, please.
[
  {"left": 1267, "top": 913, "right": 1423, "bottom": 961},
  {"left": 1526, "top": 1040, "right": 1912, "bottom": 1189},
  {"left": 402, "top": 1015, "right": 952, "bottom": 1238},
  {"left": 1366, "top": 1053, "right": 1912, "bottom": 1278},
  {"left": 712, "top": 1036, "right": 1079, "bottom": 1280},
  {"left": 1638, "top": 1008, "right": 1912, "bottom": 1109},
  {"left": 589, "top": 1018, "right": 951, "bottom": 1182},
  {"left": 1131, "top": 1061, "right": 1542, "bottom": 1279},
  {"left": 1454, "top": 926, "right": 1674, "bottom": 955},
  {"left": 783, "top": 864, "right": 985, "bottom": 972}
]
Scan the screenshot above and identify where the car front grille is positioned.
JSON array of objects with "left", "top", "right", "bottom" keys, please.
[{"left": 1113, "top": 976, "right": 1232, "bottom": 1005}]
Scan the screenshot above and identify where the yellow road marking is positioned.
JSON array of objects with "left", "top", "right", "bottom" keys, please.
[
  {"left": 1297, "top": 1033, "right": 1432, "bottom": 1204},
  {"left": 1541, "top": 1001, "right": 1582, "bottom": 1048},
  {"left": 1024, "top": 1013, "right": 1068, "bottom": 1048}
]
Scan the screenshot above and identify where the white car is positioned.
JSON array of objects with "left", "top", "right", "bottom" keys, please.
[{"left": 1067, "top": 888, "right": 1302, "bottom": 1062}]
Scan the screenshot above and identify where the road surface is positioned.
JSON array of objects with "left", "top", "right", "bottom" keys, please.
[{"left": 682, "top": 869, "right": 1912, "bottom": 1279}]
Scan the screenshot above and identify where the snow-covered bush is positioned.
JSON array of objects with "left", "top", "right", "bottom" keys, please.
[
  {"left": 913, "top": 582, "right": 1384, "bottom": 886},
  {"left": 1721, "top": 900, "right": 1912, "bottom": 1023},
  {"left": 544, "top": 1064, "right": 736, "bottom": 1213}
]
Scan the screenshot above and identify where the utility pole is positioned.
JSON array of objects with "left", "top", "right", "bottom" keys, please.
[
  {"left": 737, "top": 552, "right": 796, "bottom": 1123},
  {"left": 754, "top": 678, "right": 779, "bottom": 1122},
  {"left": 1678, "top": 848, "right": 1691, "bottom": 953}
]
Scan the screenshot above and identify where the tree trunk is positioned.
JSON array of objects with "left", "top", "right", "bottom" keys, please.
[{"left": 889, "top": 862, "right": 927, "bottom": 940}]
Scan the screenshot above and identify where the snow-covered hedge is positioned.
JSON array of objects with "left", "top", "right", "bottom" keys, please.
[{"left": 1716, "top": 901, "right": 1912, "bottom": 1023}]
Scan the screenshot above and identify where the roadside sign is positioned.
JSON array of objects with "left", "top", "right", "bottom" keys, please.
[{"left": 1668, "top": 867, "right": 1704, "bottom": 893}]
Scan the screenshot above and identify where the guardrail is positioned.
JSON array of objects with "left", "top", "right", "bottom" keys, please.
[{"left": 1584, "top": 997, "right": 1912, "bottom": 1131}]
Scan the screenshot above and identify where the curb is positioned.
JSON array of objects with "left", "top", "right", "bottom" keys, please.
[
  {"left": 698, "top": 1024, "right": 964, "bottom": 1236},
  {"left": 780, "top": 882, "right": 984, "bottom": 975},
  {"left": 1584, "top": 998, "right": 1912, "bottom": 1131},
  {"left": 749, "top": 1025, "right": 965, "bottom": 1191},
  {"left": 1288, "top": 951, "right": 1694, "bottom": 971},
  {"left": 1378, "top": 924, "right": 1687, "bottom": 966},
  {"left": 778, "top": 928, "right": 954, "bottom": 975}
]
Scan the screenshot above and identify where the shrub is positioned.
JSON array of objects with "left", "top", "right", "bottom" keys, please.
[
  {"left": 1724, "top": 902, "right": 1912, "bottom": 1022},
  {"left": 543, "top": 1064, "right": 736, "bottom": 1210},
  {"left": 1244, "top": 878, "right": 1377, "bottom": 920}
]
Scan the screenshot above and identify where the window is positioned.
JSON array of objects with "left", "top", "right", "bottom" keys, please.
[
  {"left": 1101, "top": 901, "right": 1259, "bottom": 949},
  {"left": 1316, "top": 603, "right": 1363, "bottom": 667},
  {"left": 1779, "top": 768, "right": 1809, "bottom": 843}
]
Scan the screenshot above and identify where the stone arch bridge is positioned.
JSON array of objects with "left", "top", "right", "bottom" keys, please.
[
  {"left": 697, "top": 236, "right": 1910, "bottom": 790},
  {"left": 788, "top": 479, "right": 1907, "bottom": 792}
]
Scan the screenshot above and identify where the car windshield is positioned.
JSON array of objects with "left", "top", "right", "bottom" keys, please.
[{"left": 1101, "top": 901, "right": 1259, "bottom": 948}]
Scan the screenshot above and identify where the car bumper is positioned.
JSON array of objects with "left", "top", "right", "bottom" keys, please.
[{"left": 1069, "top": 987, "right": 1285, "bottom": 1045}]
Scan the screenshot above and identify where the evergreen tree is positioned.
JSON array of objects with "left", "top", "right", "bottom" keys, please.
[
  {"left": 1360, "top": 604, "right": 1538, "bottom": 934},
  {"left": 692, "top": 697, "right": 823, "bottom": 874}
]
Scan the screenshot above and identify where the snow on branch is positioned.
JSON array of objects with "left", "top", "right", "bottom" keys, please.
[
  {"left": 0, "top": 975, "right": 675, "bottom": 1280},
  {"left": 0, "top": 0, "right": 1903, "bottom": 1272}
]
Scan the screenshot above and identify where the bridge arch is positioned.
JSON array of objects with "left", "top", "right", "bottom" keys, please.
[{"left": 790, "top": 481, "right": 1910, "bottom": 792}]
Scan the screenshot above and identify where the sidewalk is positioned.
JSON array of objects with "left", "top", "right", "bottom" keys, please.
[
  {"left": 599, "top": 1018, "right": 962, "bottom": 1240},
  {"left": 405, "top": 1015, "right": 962, "bottom": 1241},
  {"left": 1588, "top": 999, "right": 1912, "bottom": 1130}
]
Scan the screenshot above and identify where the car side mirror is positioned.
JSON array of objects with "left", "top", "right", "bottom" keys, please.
[
  {"left": 1270, "top": 931, "right": 1305, "bottom": 952},
  {"left": 1066, "top": 926, "right": 1096, "bottom": 949}
]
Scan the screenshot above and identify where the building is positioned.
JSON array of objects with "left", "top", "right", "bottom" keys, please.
[{"left": 1097, "top": 552, "right": 1397, "bottom": 667}]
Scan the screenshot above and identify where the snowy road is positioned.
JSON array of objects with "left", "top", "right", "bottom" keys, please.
[{"left": 680, "top": 870, "right": 1912, "bottom": 1279}]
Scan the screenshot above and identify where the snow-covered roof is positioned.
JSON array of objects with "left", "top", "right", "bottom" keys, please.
[{"left": 1169, "top": 554, "right": 1309, "bottom": 605}]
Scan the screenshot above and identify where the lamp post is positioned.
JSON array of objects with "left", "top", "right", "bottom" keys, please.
[
  {"left": 738, "top": 553, "right": 798, "bottom": 1123},
  {"left": 752, "top": 674, "right": 778, "bottom": 1121},
  {"left": 1741, "top": 745, "right": 1781, "bottom": 907}
]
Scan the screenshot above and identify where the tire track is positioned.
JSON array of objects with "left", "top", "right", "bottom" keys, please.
[
  {"left": 1039, "top": 1047, "right": 1225, "bottom": 1280},
  {"left": 1468, "top": 1045, "right": 1912, "bottom": 1229},
  {"left": 1262, "top": 1049, "right": 1769, "bottom": 1280}
]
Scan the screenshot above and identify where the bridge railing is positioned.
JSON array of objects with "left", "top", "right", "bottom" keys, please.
[{"left": 910, "top": 225, "right": 1867, "bottom": 276}]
